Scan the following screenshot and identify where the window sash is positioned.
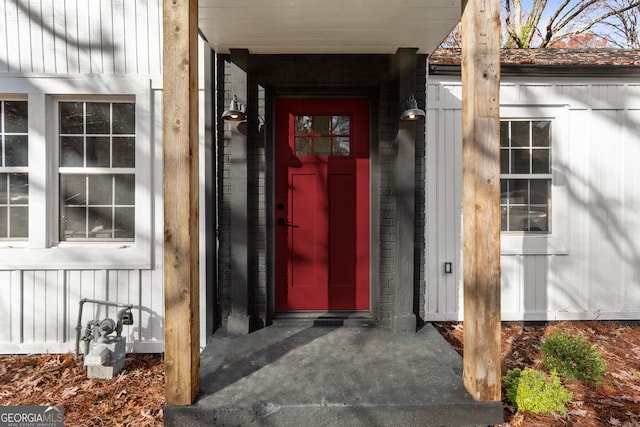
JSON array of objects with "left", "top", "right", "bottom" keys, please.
[
  {"left": 0, "top": 99, "right": 28, "bottom": 240},
  {"left": 500, "top": 119, "right": 552, "bottom": 234},
  {"left": 58, "top": 100, "right": 136, "bottom": 242}
]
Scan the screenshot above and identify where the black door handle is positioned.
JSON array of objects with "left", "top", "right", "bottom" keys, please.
[{"left": 277, "top": 218, "right": 298, "bottom": 228}]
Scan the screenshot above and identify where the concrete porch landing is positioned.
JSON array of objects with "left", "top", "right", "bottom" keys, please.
[{"left": 164, "top": 324, "right": 503, "bottom": 427}]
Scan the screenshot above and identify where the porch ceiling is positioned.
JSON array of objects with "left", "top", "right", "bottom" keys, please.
[{"left": 198, "top": 0, "right": 461, "bottom": 54}]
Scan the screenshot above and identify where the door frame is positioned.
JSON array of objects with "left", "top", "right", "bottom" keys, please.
[{"left": 265, "top": 88, "right": 380, "bottom": 324}]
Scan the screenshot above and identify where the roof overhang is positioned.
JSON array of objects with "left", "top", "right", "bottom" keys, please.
[{"left": 198, "top": 0, "right": 461, "bottom": 55}]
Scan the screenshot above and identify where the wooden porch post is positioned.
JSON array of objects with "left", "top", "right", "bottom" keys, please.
[
  {"left": 163, "top": 0, "right": 200, "bottom": 406},
  {"left": 461, "top": 0, "right": 502, "bottom": 401}
]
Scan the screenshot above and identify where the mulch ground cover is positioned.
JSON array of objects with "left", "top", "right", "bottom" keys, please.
[
  {"left": 0, "top": 321, "right": 638, "bottom": 426},
  {"left": 0, "top": 353, "right": 164, "bottom": 426},
  {"left": 434, "top": 321, "right": 640, "bottom": 426}
]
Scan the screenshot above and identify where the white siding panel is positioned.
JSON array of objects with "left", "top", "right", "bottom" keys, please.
[
  {"left": 425, "top": 100, "right": 463, "bottom": 320},
  {"left": 425, "top": 108, "right": 438, "bottom": 315},
  {"left": 41, "top": 0, "right": 57, "bottom": 73},
  {"left": 140, "top": 269, "right": 163, "bottom": 343},
  {"left": 87, "top": 1, "right": 102, "bottom": 73},
  {"left": 21, "top": 271, "right": 37, "bottom": 343},
  {"left": 623, "top": 109, "right": 640, "bottom": 310},
  {"left": 4, "top": 0, "right": 19, "bottom": 73},
  {"left": 123, "top": 0, "right": 138, "bottom": 74},
  {"left": 28, "top": 0, "right": 45, "bottom": 73},
  {"left": 0, "top": 268, "right": 164, "bottom": 353},
  {"left": 111, "top": 0, "right": 126, "bottom": 74},
  {"left": 100, "top": 0, "right": 115, "bottom": 74},
  {"left": 501, "top": 255, "right": 522, "bottom": 316},
  {"left": 17, "top": 0, "right": 32, "bottom": 72},
  {"left": 0, "top": 0, "right": 162, "bottom": 76},
  {"left": 592, "top": 84, "right": 624, "bottom": 105},
  {"left": 0, "top": 271, "right": 15, "bottom": 341},
  {"left": 0, "top": 0, "right": 8, "bottom": 73},
  {"left": 136, "top": 0, "right": 150, "bottom": 75},
  {"left": 10, "top": 270, "right": 22, "bottom": 343},
  {"left": 518, "top": 84, "right": 552, "bottom": 103},
  {"left": 52, "top": 0, "right": 68, "bottom": 73},
  {"left": 63, "top": 0, "right": 80, "bottom": 73},
  {"left": 427, "top": 77, "right": 640, "bottom": 321},
  {"left": 147, "top": 0, "right": 162, "bottom": 74},
  {"left": 77, "top": 0, "right": 93, "bottom": 73},
  {"left": 586, "top": 110, "right": 625, "bottom": 313}
]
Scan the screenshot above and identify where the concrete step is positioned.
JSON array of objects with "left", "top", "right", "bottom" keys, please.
[{"left": 164, "top": 324, "right": 503, "bottom": 427}]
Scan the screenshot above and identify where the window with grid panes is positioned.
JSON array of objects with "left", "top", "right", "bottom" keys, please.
[
  {"left": 59, "top": 101, "right": 135, "bottom": 241},
  {"left": 294, "top": 115, "right": 351, "bottom": 156},
  {"left": 500, "top": 120, "right": 552, "bottom": 233},
  {"left": 0, "top": 100, "right": 28, "bottom": 240}
]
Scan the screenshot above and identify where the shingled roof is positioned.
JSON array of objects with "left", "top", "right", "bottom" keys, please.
[{"left": 429, "top": 48, "right": 640, "bottom": 75}]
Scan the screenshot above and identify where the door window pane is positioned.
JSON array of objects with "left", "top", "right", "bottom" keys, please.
[
  {"left": 293, "top": 114, "right": 352, "bottom": 157},
  {"left": 315, "top": 137, "right": 331, "bottom": 156},
  {"left": 295, "top": 137, "right": 312, "bottom": 156},
  {"left": 313, "top": 116, "right": 331, "bottom": 134},
  {"left": 295, "top": 116, "right": 312, "bottom": 134},
  {"left": 333, "top": 137, "right": 350, "bottom": 156},
  {"left": 332, "top": 116, "right": 350, "bottom": 134}
]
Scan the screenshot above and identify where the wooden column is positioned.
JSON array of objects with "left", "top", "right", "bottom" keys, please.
[
  {"left": 461, "top": 0, "right": 502, "bottom": 402},
  {"left": 163, "top": 0, "right": 200, "bottom": 406}
]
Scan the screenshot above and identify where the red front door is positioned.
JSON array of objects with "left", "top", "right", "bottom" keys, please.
[{"left": 275, "top": 98, "right": 370, "bottom": 311}]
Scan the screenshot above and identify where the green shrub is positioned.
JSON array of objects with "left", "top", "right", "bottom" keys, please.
[
  {"left": 504, "top": 368, "right": 573, "bottom": 414},
  {"left": 540, "top": 331, "right": 607, "bottom": 384}
]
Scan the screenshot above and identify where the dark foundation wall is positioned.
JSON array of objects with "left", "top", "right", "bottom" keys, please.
[{"left": 216, "top": 53, "right": 426, "bottom": 330}]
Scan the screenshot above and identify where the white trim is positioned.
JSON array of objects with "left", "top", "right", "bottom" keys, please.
[
  {"left": 0, "top": 76, "right": 154, "bottom": 269},
  {"left": 501, "top": 311, "right": 640, "bottom": 322},
  {"left": 0, "top": 341, "right": 164, "bottom": 354}
]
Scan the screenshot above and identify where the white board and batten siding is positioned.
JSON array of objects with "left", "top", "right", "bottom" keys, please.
[
  {"left": 0, "top": 0, "right": 174, "bottom": 354},
  {"left": 0, "top": 0, "right": 162, "bottom": 76},
  {"left": 426, "top": 75, "right": 640, "bottom": 322}
]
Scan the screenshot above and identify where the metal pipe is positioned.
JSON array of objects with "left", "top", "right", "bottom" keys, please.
[{"left": 75, "top": 298, "right": 134, "bottom": 359}]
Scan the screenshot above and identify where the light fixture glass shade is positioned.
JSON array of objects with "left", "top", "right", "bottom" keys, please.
[
  {"left": 222, "top": 95, "right": 246, "bottom": 121},
  {"left": 400, "top": 95, "right": 426, "bottom": 121}
]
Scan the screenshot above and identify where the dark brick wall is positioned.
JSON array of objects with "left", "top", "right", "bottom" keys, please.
[
  {"left": 216, "top": 54, "right": 427, "bottom": 329},
  {"left": 216, "top": 59, "right": 232, "bottom": 328}
]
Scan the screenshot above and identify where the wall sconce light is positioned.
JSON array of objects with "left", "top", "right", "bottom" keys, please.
[
  {"left": 221, "top": 95, "right": 246, "bottom": 121},
  {"left": 400, "top": 94, "right": 426, "bottom": 121}
]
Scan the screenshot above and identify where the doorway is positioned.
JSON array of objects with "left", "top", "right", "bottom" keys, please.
[{"left": 274, "top": 98, "right": 370, "bottom": 311}]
